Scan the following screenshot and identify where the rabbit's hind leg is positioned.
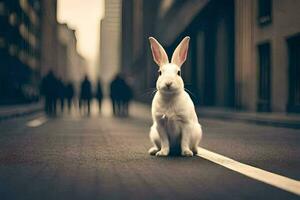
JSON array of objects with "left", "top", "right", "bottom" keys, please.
[
  {"left": 190, "top": 123, "right": 202, "bottom": 155},
  {"left": 148, "top": 124, "right": 161, "bottom": 155}
]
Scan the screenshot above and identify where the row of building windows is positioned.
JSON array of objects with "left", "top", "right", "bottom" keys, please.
[
  {"left": 0, "top": 1, "right": 39, "bottom": 25},
  {"left": 19, "top": 0, "right": 39, "bottom": 26},
  {"left": 0, "top": 1, "right": 39, "bottom": 41},
  {"left": 7, "top": 12, "right": 39, "bottom": 49},
  {"left": 5, "top": 41, "right": 38, "bottom": 69},
  {"left": 19, "top": 22, "right": 38, "bottom": 48},
  {"left": 0, "top": 1, "right": 40, "bottom": 71}
]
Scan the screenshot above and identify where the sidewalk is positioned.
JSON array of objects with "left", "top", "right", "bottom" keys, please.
[
  {"left": 0, "top": 102, "right": 43, "bottom": 121},
  {"left": 133, "top": 102, "right": 300, "bottom": 129},
  {"left": 196, "top": 107, "right": 300, "bottom": 129}
]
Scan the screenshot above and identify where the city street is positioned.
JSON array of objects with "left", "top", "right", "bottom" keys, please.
[
  {"left": 1, "top": 0, "right": 300, "bottom": 199},
  {"left": 0, "top": 102, "right": 299, "bottom": 200}
]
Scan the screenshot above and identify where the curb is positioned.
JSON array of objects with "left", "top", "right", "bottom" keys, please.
[
  {"left": 0, "top": 106, "right": 43, "bottom": 122},
  {"left": 197, "top": 111, "right": 300, "bottom": 129},
  {"left": 135, "top": 101, "right": 300, "bottom": 129}
]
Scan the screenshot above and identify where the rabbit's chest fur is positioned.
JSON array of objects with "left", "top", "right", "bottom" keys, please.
[
  {"left": 155, "top": 107, "right": 183, "bottom": 151},
  {"left": 152, "top": 93, "right": 191, "bottom": 141},
  {"left": 159, "top": 108, "right": 182, "bottom": 136}
]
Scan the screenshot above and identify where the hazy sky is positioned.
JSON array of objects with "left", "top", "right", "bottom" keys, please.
[{"left": 57, "top": 0, "right": 104, "bottom": 75}]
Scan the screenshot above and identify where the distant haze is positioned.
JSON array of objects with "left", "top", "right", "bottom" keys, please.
[{"left": 57, "top": 0, "right": 104, "bottom": 80}]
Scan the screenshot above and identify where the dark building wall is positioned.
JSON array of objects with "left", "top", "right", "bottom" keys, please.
[
  {"left": 121, "top": 0, "right": 235, "bottom": 107},
  {"left": 0, "top": 0, "right": 41, "bottom": 104},
  {"left": 40, "top": 0, "right": 58, "bottom": 77},
  {"left": 121, "top": 0, "right": 160, "bottom": 102},
  {"left": 121, "top": 0, "right": 133, "bottom": 75},
  {"left": 141, "top": 0, "right": 160, "bottom": 100},
  {"left": 157, "top": 0, "right": 235, "bottom": 107}
]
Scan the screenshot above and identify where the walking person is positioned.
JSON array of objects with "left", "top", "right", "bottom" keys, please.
[
  {"left": 79, "top": 76, "right": 92, "bottom": 115},
  {"left": 40, "top": 71, "right": 58, "bottom": 116},
  {"left": 58, "top": 79, "right": 65, "bottom": 113},
  {"left": 122, "top": 80, "right": 133, "bottom": 117},
  {"left": 110, "top": 74, "right": 122, "bottom": 116},
  {"left": 65, "top": 83, "right": 74, "bottom": 113},
  {"left": 95, "top": 80, "right": 103, "bottom": 114}
]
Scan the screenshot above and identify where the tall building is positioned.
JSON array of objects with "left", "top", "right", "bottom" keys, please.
[
  {"left": 121, "top": 0, "right": 300, "bottom": 113},
  {"left": 0, "top": 0, "right": 41, "bottom": 104},
  {"left": 40, "top": 0, "right": 58, "bottom": 77},
  {"left": 0, "top": 0, "right": 87, "bottom": 104},
  {"left": 99, "top": 0, "right": 121, "bottom": 85}
]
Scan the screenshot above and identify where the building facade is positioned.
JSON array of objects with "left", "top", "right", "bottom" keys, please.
[
  {"left": 235, "top": 0, "right": 300, "bottom": 112},
  {"left": 100, "top": 0, "right": 122, "bottom": 86},
  {"left": 0, "top": 0, "right": 87, "bottom": 104},
  {"left": 0, "top": 0, "right": 41, "bottom": 104},
  {"left": 57, "top": 23, "right": 87, "bottom": 94},
  {"left": 121, "top": 0, "right": 300, "bottom": 113}
]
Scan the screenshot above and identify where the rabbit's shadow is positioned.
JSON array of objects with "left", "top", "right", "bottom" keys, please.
[
  {"left": 151, "top": 149, "right": 201, "bottom": 160},
  {"left": 150, "top": 154, "right": 203, "bottom": 163}
]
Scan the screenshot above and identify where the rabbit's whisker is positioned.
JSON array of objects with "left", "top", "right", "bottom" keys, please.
[
  {"left": 140, "top": 88, "right": 157, "bottom": 97},
  {"left": 184, "top": 88, "right": 197, "bottom": 100},
  {"left": 151, "top": 89, "right": 157, "bottom": 95}
]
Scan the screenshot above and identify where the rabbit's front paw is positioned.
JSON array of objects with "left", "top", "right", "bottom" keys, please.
[
  {"left": 155, "top": 149, "right": 169, "bottom": 157},
  {"left": 182, "top": 149, "right": 193, "bottom": 157},
  {"left": 148, "top": 147, "right": 159, "bottom": 156}
]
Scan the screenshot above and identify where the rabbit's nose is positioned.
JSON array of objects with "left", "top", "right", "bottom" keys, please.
[{"left": 165, "top": 82, "right": 172, "bottom": 88}]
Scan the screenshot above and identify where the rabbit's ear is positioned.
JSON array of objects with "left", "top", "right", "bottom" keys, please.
[
  {"left": 149, "top": 37, "right": 169, "bottom": 67},
  {"left": 171, "top": 36, "right": 190, "bottom": 67}
]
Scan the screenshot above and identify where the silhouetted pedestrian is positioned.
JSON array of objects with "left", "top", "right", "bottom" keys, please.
[
  {"left": 121, "top": 80, "right": 133, "bottom": 117},
  {"left": 110, "top": 74, "right": 123, "bottom": 116},
  {"left": 95, "top": 80, "right": 103, "bottom": 113},
  {"left": 57, "top": 79, "right": 65, "bottom": 113},
  {"left": 66, "top": 83, "right": 74, "bottom": 113},
  {"left": 110, "top": 74, "right": 133, "bottom": 117},
  {"left": 80, "top": 76, "right": 92, "bottom": 115},
  {"left": 40, "top": 71, "right": 58, "bottom": 116}
]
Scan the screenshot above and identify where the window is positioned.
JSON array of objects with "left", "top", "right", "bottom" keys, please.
[
  {"left": 258, "top": 0, "right": 272, "bottom": 25},
  {"left": 287, "top": 34, "right": 300, "bottom": 113},
  {"left": 8, "top": 44, "right": 18, "bottom": 56},
  {"left": 257, "top": 42, "right": 271, "bottom": 112},
  {"left": 9, "top": 13, "right": 17, "bottom": 26},
  {"left": 0, "top": 2, "right": 5, "bottom": 15},
  {"left": 0, "top": 37, "right": 5, "bottom": 48},
  {"left": 20, "top": 0, "right": 29, "bottom": 13}
]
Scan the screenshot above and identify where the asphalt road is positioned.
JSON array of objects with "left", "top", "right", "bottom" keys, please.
[{"left": 0, "top": 102, "right": 299, "bottom": 200}]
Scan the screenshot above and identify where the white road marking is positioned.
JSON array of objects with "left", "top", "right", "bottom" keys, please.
[
  {"left": 26, "top": 117, "right": 48, "bottom": 127},
  {"left": 197, "top": 147, "right": 300, "bottom": 196}
]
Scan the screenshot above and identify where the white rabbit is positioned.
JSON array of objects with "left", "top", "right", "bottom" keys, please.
[{"left": 148, "top": 36, "right": 202, "bottom": 157}]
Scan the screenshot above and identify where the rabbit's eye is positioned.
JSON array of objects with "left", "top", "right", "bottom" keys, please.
[
  {"left": 177, "top": 70, "right": 181, "bottom": 76},
  {"left": 158, "top": 70, "right": 162, "bottom": 76}
]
